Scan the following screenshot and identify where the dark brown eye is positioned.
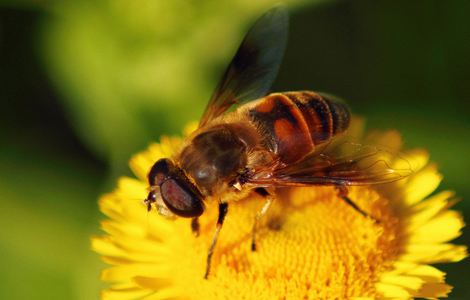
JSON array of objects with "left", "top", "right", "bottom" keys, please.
[
  {"left": 148, "top": 158, "right": 172, "bottom": 186},
  {"left": 160, "top": 179, "right": 204, "bottom": 218}
]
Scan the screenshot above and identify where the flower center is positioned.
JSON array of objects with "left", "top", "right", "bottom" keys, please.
[{"left": 166, "top": 186, "right": 401, "bottom": 299}]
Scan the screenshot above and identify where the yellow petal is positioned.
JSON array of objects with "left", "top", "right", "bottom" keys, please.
[
  {"left": 396, "top": 149, "right": 429, "bottom": 173},
  {"left": 140, "top": 288, "right": 184, "bottom": 300},
  {"left": 379, "top": 274, "right": 424, "bottom": 291},
  {"left": 365, "top": 130, "right": 403, "bottom": 152},
  {"left": 375, "top": 282, "right": 411, "bottom": 298},
  {"left": 101, "top": 284, "right": 152, "bottom": 300},
  {"left": 129, "top": 153, "right": 155, "bottom": 182},
  {"left": 403, "top": 164, "right": 442, "bottom": 205},
  {"left": 99, "top": 194, "right": 127, "bottom": 222},
  {"left": 116, "top": 177, "right": 148, "bottom": 202},
  {"left": 406, "top": 191, "right": 455, "bottom": 230},
  {"left": 404, "top": 265, "right": 445, "bottom": 283},
  {"left": 415, "top": 282, "right": 453, "bottom": 298},
  {"left": 100, "top": 220, "right": 147, "bottom": 239},
  {"left": 92, "top": 236, "right": 126, "bottom": 258},
  {"left": 401, "top": 244, "right": 468, "bottom": 263},
  {"left": 408, "top": 210, "right": 464, "bottom": 244},
  {"left": 101, "top": 264, "right": 171, "bottom": 282},
  {"left": 109, "top": 235, "right": 167, "bottom": 255}
]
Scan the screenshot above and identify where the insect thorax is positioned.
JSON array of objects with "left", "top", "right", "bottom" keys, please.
[{"left": 178, "top": 123, "right": 259, "bottom": 195}]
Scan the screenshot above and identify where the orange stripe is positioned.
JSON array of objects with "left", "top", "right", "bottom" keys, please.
[
  {"left": 284, "top": 91, "right": 334, "bottom": 145},
  {"left": 250, "top": 94, "right": 314, "bottom": 164}
]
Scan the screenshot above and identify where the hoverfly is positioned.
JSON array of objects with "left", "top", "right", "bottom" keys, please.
[{"left": 144, "top": 6, "right": 410, "bottom": 278}]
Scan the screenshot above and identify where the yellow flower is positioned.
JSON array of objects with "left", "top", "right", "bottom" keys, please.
[{"left": 93, "top": 122, "right": 467, "bottom": 299}]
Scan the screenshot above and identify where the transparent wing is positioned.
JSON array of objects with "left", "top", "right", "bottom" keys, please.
[
  {"left": 199, "top": 6, "right": 289, "bottom": 127},
  {"left": 249, "top": 142, "right": 413, "bottom": 187}
]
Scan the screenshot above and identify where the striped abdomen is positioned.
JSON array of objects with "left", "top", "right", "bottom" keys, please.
[{"left": 247, "top": 91, "right": 350, "bottom": 164}]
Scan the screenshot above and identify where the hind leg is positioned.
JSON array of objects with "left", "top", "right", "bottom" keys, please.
[
  {"left": 251, "top": 188, "right": 274, "bottom": 251},
  {"left": 336, "top": 186, "right": 379, "bottom": 223}
]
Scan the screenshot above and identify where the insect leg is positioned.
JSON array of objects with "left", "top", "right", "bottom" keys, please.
[
  {"left": 204, "top": 202, "right": 229, "bottom": 279},
  {"left": 191, "top": 217, "right": 200, "bottom": 237},
  {"left": 336, "top": 186, "right": 380, "bottom": 223},
  {"left": 144, "top": 200, "right": 152, "bottom": 212},
  {"left": 143, "top": 191, "right": 156, "bottom": 212},
  {"left": 251, "top": 188, "right": 274, "bottom": 251}
]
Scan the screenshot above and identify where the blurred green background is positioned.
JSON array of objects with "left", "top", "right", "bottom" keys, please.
[{"left": 1, "top": 0, "right": 469, "bottom": 299}]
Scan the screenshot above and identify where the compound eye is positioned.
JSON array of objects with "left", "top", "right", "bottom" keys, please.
[
  {"left": 148, "top": 158, "right": 173, "bottom": 186},
  {"left": 160, "top": 179, "right": 204, "bottom": 218}
]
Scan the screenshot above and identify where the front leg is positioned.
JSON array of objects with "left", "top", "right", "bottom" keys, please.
[
  {"left": 251, "top": 188, "right": 274, "bottom": 251},
  {"left": 191, "top": 217, "right": 200, "bottom": 237},
  {"left": 204, "top": 202, "right": 228, "bottom": 279}
]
